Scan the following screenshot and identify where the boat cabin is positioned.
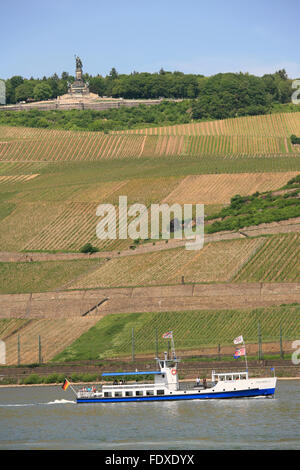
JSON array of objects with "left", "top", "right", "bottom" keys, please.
[{"left": 211, "top": 370, "right": 249, "bottom": 382}]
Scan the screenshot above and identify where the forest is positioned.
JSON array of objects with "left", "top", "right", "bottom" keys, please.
[{"left": 0, "top": 69, "right": 297, "bottom": 130}]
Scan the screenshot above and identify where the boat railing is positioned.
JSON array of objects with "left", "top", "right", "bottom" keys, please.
[
  {"left": 77, "top": 391, "right": 101, "bottom": 399},
  {"left": 179, "top": 381, "right": 215, "bottom": 391}
]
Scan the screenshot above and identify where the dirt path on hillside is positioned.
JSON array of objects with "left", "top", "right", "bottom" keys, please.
[{"left": 0, "top": 217, "right": 300, "bottom": 263}]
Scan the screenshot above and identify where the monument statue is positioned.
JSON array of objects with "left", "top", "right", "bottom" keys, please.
[
  {"left": 75, "top": 55, "right": 83, "bottom": 71},
  {"left": 57, "top": 55, "right": 99, "bottom": 103},
  {"left": 68, "top": 55, "right": 90, "bottom": 96}
]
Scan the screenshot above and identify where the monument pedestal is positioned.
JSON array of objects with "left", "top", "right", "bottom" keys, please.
[
  {"left": 57, "top": 91, "right": 100, "bottom": 104},
  {"left": 66, "top": 55, "right": 94, "bottom": 99}
]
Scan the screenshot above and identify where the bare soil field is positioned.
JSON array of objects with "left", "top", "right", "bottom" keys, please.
[
  {"left": 2, "top": 317, "right": 102, "bottom": 365},
  {"left": 163, "top": 172, "right": 298, "bottom": 204}
]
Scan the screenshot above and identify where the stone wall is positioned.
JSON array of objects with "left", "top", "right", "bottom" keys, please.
[
  {"left": 0, "top": 98, "right": 179, "bottom": 112},
  {"left": 1, "top": 283, "right": 299, "bottom": 319}
]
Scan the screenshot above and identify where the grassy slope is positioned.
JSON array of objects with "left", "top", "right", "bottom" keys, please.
[
  {"left": 52, "top": 304, "right": 300, "bottom": 361},
  {"left": 206, "top": 174, "right": 300, "bottom": 233},
  {"left": 0, "top": 259, "right": 104, "bottom": 294}
]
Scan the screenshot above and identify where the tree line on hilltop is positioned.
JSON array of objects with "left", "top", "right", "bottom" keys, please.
[{"left": 0, "top": 68, "right": 298, "bottom": 129}]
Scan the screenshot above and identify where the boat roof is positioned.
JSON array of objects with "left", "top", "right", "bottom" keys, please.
[{"left": 102, "top": 371, "right": 162, "bottom": 377}]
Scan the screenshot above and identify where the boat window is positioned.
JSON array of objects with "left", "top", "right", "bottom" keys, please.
[
  {"left": 157, "top": 390, "right": 165, "bottom": 395},
  {"left": 146, "top": 390, "right": 154, "bottom": 396},
  {"left": 125, "top": 391, "right": 133, "bottom": 397},
  {"left": 104, "top": 392, "right": 112, "bottom": 398},
  {"left": 136, "top": 391, "right": 143, "bottom": 396},
  {"left": 114, "top": 391, "right": 122, "bottom": 397}
]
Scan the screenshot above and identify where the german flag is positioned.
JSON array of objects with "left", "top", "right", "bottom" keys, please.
[{"left": 62, "top": 378, "right": 70, "bottom": 391}]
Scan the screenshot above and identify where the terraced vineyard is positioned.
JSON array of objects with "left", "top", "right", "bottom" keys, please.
[
  {"left": 0, "top": 133, "right": 297, "bottom": 161},
  {"left": 235, "top": 233, "right": 300, "bottom": 282},
  {"left": 70, "top": 238, "right": 264, "bottom": 289},
  {"left": 20, "top": 176, "right": 180, "bottom": 251},
  {"left": 0, "top": 161, "right": 50, "bottom": 175},
  {"left": 1, "top": 112, "right": 300, "bottom": 163},
  {"left": 0, "top": 174, "right": 39, "bottom": 185},
  {"left": 53, "top": 304, "right": 300, "bottom": 360},
  {"left": 163, "top": 172, "right": 298, "bottom": 204},
  {"left": 1, "top": 317, "right": 101, "bottom": 365},
  {"left": 0, "top": 318, "right": 30, "bottom": 338},
  {"left": 117, "top": 112, "right": 300, "bottom": 137},
  {"left": 0, "top": 129, "right": 146, "bottom": 161},
  {"left": 0, "top": 259, "right": 103, "bottom": 294},
  {"left": 0, "top": 111, "right": 300, "bottom": 364},
  {"left": 0, "top": 199, "right": 73, "bottom": 251}
]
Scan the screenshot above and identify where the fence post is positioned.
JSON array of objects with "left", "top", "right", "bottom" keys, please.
[
  {"left": 131, "top": 328, "right": 135, "bottom": 362},
  {"left": 218, "top": 343, "right": 221, "bottom": 361},
  {"left": 38, "top": 335, "right": 42, "bottom": 364},
  {"left": 17, "top": 335, "right": 20, "bottom": 366},
  {"left": 155, "top": 328, "right": 158, "bottom": 358},
  {"left": 258, "top": 321, "right": 263, "bottom": 361},
  {"left": 280, "top": 324, "right": 284, "bottom": 359}
]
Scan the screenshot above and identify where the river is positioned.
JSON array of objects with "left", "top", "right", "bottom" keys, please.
[{"left": 0, "top": 380, "right": 299, "bottom": 450}]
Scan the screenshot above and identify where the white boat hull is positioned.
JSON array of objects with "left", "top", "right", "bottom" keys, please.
[{"left": 76, "top": 377, "right": 276, "bottom": 403}]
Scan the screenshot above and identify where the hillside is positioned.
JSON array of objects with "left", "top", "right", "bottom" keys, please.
[
  {"left": 1, "top": 112, "right": 300, "bottom": 162},
  {"left": 52, "top": 304, "right": 300, "bottom": 361},
  {"left": 0, "top": 111, "right": 299, "bottom": 365}
]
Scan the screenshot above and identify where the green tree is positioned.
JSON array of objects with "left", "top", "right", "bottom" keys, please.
[
  {"left": 109, "top": 68, "right": 119, "bottom": 80},
  {"left": 33, "top": 83, "right": 52, "bottom": 101},
  {"left": 15, "top": 81, "right": 35, "bottom": 102}
]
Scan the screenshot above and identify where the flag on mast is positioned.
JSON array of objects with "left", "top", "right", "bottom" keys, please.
[
  {"left": 233, "top": 335, "right": 244, "bottom": 345},
  {"left": 162, "top": 331, "right": 173, "bottom": 339},
  {"left": 62, "top": 378, "right": 70, "bottom": 391},
  {"left": 234, "top": 347, "right": 246, "bottom": 358}
]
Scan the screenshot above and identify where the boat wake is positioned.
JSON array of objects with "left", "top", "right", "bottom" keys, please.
[
  {"left": 46, "top": 399, "right": 76, "bottom": 405},
  {"left": 0, "top": 399, "right": 76, "bottom": 407}
]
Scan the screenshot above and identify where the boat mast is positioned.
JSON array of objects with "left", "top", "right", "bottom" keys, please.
[
  {"left": 243, "top": 339, "right": 248, "bottom": 373},
  {"left": 171, "top": 332, "right": 176, "bottom": 359},
  {"left": 162, "top": 330, "right": 177, "bottom": 360}
]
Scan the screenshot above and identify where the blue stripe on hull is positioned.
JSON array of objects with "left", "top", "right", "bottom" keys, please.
[{"left": 77, "top": 387, "right": 275, "bottom": 403}]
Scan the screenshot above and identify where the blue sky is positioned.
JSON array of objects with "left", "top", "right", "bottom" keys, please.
[{"left": 1, "top": 0, "right": 299, "bottom": 79}]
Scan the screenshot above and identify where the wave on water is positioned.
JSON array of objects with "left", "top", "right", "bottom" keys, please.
[
  {"left": 0, "top": 399, "right": 76, "bottom": 407},
  {"left": 0, "top": 403, "right": 35, "bottom": 407},
  {"left": 46, "top": 399, "right": 76, "bottom": 405}
]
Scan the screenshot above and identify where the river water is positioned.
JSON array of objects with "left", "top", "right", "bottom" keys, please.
[{"left": 0, "top": 380, "right": 299, "bottom": 450}]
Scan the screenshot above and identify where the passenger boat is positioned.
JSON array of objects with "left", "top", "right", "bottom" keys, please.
[
  {"left": 61, "top": 333, "right": 277, "bottom": 403},
  {"left": 68, "top": 357, "right": 276, "bottom": 404}
]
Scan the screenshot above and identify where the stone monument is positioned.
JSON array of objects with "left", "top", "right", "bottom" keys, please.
[
  {"left": 56, "top": 55, "right": 100, "bottom": 104},
  {"left": 68, "top": 55, "right": 90, "bottom": 96}
]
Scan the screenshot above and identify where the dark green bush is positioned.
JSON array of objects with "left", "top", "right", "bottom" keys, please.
[
  {"left": 79, "top": 243, "right": 99, "bottom": 254},
  {"left": 291, "top": 134, "right": 300, "bottom": 145}
]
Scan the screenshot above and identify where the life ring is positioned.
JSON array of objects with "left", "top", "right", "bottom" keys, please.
[{"left": 171, "top": 368, "right": 177, "bottom": 375}]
